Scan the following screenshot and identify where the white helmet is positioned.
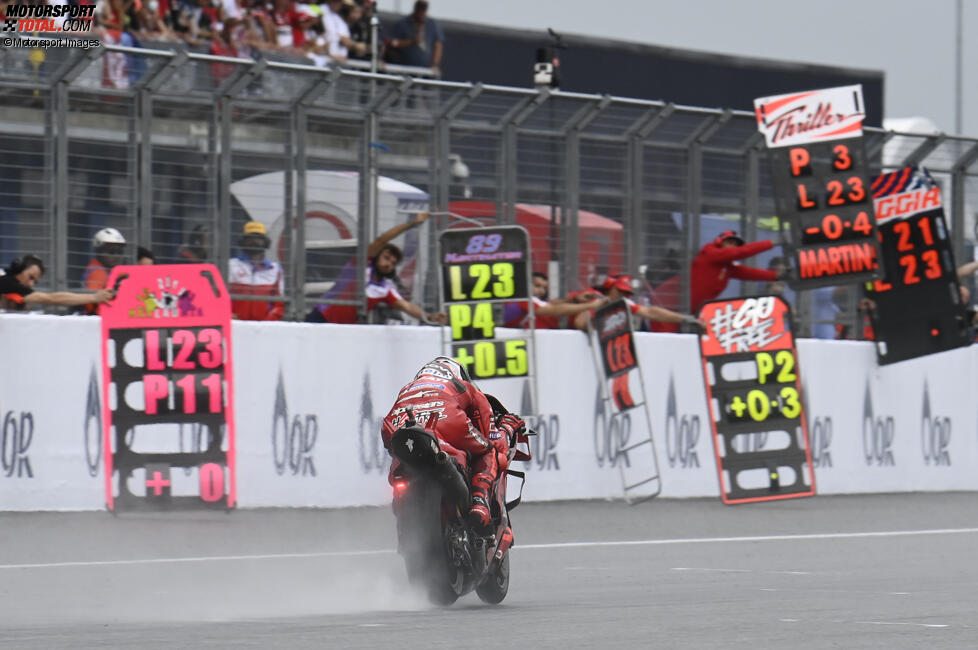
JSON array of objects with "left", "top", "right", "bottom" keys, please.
[
  {"left": 93, "top": 227, "right": 126, "bottom": 248},
  {"left": 415, "top": 356, "right": 471, "bottom": 383}
]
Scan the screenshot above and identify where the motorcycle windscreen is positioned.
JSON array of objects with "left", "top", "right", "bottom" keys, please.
[
  {"left": 100, "top": 264, "right": 236, "bottom": 511},
  {"left": 697, "top": 296, "right": 815, "bottom": 504}
]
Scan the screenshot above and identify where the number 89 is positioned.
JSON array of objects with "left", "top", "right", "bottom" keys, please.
[{"left": 465, "top": 233, "right": 503, "bottom": 254}]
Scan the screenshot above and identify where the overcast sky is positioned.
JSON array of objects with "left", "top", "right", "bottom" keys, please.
[{"left": 378, "top": 0, "right": 976, "bottom": 138}]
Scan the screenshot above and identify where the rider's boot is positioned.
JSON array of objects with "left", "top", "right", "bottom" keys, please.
[{"left": 468, "top": 472, "right": 493, "bottom": 529}]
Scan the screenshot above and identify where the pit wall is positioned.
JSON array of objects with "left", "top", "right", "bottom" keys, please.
[{"left": 0, "top": 314, "right": 974, "bottom": 510}]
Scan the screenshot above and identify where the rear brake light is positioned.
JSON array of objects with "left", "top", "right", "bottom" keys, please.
[{"left": 393, "top": 480, "right": 408, "bottom": 494}]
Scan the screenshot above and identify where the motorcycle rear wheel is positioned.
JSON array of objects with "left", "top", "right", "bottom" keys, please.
[
  {"left": 475, "top": 551, "right": 510, "bottom": 605},
  {"left": 400, "top": 478, "right": 463, "bottom": 606}
]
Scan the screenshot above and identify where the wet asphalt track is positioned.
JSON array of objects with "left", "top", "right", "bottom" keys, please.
[{"left": 1, "top": 493, "right": 977, "bottom": 649}]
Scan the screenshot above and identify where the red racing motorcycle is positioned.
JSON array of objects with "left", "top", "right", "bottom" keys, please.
[{"left": 388, "top": 396, "right": 531, "bottom": 606}]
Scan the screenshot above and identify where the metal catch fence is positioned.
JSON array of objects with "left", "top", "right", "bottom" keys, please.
[{"left": 2, "top": 38, "right": 978, "bottom": 335}]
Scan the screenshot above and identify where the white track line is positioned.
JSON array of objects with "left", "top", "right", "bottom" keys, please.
[
  {"left": 0, "top": 549, "right": 393, "bottom": 570},
  {"left": 2, "top": 527, "right": 976, "bottom": 571},
  {"left": 517, "top": 527, "right": 978, "bottom": 551}
]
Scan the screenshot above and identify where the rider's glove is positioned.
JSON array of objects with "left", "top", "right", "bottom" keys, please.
[{"left": 496, "top": 414, "right": 525, "bottom": 444}]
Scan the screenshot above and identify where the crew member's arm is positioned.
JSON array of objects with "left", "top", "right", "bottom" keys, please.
[
  {"left": 701, "top": 240, "right": 775, "bottom": 264},
  {"left": 535, "top": 297, "right": 606, "bottom": 318},
  {"left": 25, "top": 289, "right": 115, "bottom": 307},
  {"left": 958, "top": 260, "right": 978, "bottom": 280},
  {"left": 366, "top": 211, "right": 430, "bottom": 259},
  {"left": 635, "top": 304, "right": 706, "bottom": 329},
  {"left": 729, "top": 265, "right": 779, "bottom": 282},
  {"left": 391, "top": 297, "right": 447, "bottom": 324}
]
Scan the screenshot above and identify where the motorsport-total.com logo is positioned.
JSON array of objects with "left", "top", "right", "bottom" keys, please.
[{"left": 3, "top": 4, "right": 95, "bottom": 34}]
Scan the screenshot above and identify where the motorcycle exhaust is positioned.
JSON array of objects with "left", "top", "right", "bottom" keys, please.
[{"left": 434, "top": 451, "right": 470, "bottom": 511}]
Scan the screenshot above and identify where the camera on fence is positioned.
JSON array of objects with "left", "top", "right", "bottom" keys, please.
[{"left": 534, "top": 47, "right": 559, "bottom": 88}]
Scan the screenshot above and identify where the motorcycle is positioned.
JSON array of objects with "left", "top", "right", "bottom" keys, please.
[{"left": 387, "top": 395, "right": 532, "bottom": 606}]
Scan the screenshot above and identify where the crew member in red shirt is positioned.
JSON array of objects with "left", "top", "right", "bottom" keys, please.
[
  {"left": 572, "top": 274, "right": 704, "bottom": 331},
  {"left": 502, "top": 271, "right": 604, "bottom": 328},
  {"left": 651, "top": 231, "right": 781, "bottom": 332}
]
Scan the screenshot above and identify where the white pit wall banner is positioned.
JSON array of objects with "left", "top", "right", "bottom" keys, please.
[{"left": 1, "top": 314, "right": 977, "bottom": 510}]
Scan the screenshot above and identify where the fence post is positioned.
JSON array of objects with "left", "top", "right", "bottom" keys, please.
[
  {"left": 291, "top": 70, "right": 340, "bottom": 321},
  {"left": 135, "top": 51, "right": 184, "bottom": 253},
  {"left": 560, "top": 95, "right": 610, "bottom": 292},
  {"left": 951, "top": 142, "right": 978, "bottom": 264},
  {"left": 624, "top": 103, "right": 673, "bottom": 284},
  {"left": 357, "top": 77, "right": 412, "bottom": 322},
  {"left": 213, "top": 59, "right": 265, "bottom": 288},
  {"left": 866, "top": 130, "right": 897, "bottom": 171},
  {"left": 428, "top": 83, "right": 481, "bottom": 308},
  {"left": 497, "top": 88, "right": 549, "bottom": 225},
  {"left": 50, "top": 47, "right": 100, "bottom": 291},
  {"left": 899, "top": 133, "right": 945, "bottom": 167},
  {"left": 681, "top": 110, "right": 730, "bottom": 314}
]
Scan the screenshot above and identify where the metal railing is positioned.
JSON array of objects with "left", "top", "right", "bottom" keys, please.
[{"left": 2, "top": 38, "right": 978, "bottom": 335}]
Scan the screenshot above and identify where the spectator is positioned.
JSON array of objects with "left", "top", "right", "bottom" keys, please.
[
  {"left": 762, "top": 256, "right": 788, "bottom": 298},
  {"left": 84, "top": 227, "right": 127, "bottom": 292},
  {"left": 1, "top": 255, "right": 115, "bottom": 313},
  {"left": 228, "top": 221, "right": 285, "bottom": 320},
  {"left": 210, "top": 16, "right": 263, "bottom": 80},
  {"left": 308, "top": 0, "right": 366, "bottom": 64},
  {"left": 136, "top": 247, "right": 156, "bottom": 265},
  {"left": 502, "top": 271, "right": 605, "bottom": 329},
  {"left": 135, "top": 2, "right": 175, "bottom": 40},
  {"left": 572, "top": 274, "right": 704, "bottom": 332},
  {"left": 178, "top": 224, "right": 209, "bottom": 264},
  {"left": 388, "top": 0, "right": 442, "bottom": 74},
  {"left": 346, "top": 0, "right": 376, "bottom": 61},
  {"left": 836, "top": 296, "right": 877, "bottom": 340},
  {"left": 305, "top": 211, "right": 446, "bottom": 325},
  {"left": 810, "top": 286, "right": 841, "bottom": 339},
  {"left": 254, "top": 0, "right": 315, "bottom": 55},
  {"left": 960, "top": 285, "right": 978, "bottom": 333}
]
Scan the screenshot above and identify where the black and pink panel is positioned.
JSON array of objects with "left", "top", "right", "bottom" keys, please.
[{"left": 100, "top": 264, "right": 236, "bottom": 511}]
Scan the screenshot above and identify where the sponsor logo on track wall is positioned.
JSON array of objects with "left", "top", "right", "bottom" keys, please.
[
  {"left": 862, "top": 381, "right": 895, "bottom": 467},
  {"left": 4, "top": 315, "right": 978, "bottom": 510},
  {"left": 83, "top": 366, "right": 102, "bottom": 478},
  {"left": 519, "top": 381, "right": 559, "bottom": 471},
  {"left": 664, "top": 375, "right": 700, "bottom": 469},
  {"left": 1, "top": 404, "right": 33, "bottom": 478},
  {"left": 920, "top": 381, "right": 951, "bottom": 467},
  {"left": 809, "top": 416, "right": 833, "bottom": 469},
  {"left": 271, "top": 372, "right": 318, "bottom": 477},
  {"left": 358, "top": 372, "right": 386, "bottom": 475},
  {"left": 593, "top": 386, "right": 631, "bottom": 468},
  {"left": 802, "top": 378, "right": 833, "bottom": 469}
]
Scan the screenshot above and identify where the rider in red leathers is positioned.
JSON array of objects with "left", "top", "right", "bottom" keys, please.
[{"left": 381, "top": 356, "right": 524, "bottom": 528}]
